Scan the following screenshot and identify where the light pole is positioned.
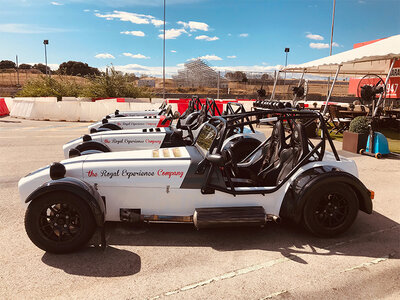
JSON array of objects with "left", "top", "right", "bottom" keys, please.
[
  {"left": 163, "top": 0, "right": 166, "bottom": 100},
  {"left": 16, "top": 55, "right": 20, "bottom": 86},
  {"left": 284, "top": 47, "right": 290, "bottom": 83},
  {"left": 43, "top": 40, "right": 49, "bottom": 76},
  {"left": 329, "top": 0, "right": 336, "bottom": 56},
  {"left": 326, "top": 0, "right": 337, "bottom": 102}
]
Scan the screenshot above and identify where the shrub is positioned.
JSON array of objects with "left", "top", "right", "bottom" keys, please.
[
  {"left": 81, "top": 68, "right": 152, "bottom": 99},
  {"left": 349, "top": 116, "right": 369, "bottom": 134},
  {"left": 17, "top": 67, "right": 152, "bottom": 99},
  {"left": 17, "top": 76, "right": 84, "bottom": 100}
]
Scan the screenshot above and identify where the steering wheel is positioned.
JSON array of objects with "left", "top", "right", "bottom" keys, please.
[{"left": 356, "top": 74, "right": 386, "bottom": 106}]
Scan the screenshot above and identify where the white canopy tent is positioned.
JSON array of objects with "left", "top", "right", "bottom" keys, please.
[
  {"left": 283, "top": 34, "right": 400, "bottom": 76},
  {"left": 280, "top": 34, "right": 400, "bottom": 115}
]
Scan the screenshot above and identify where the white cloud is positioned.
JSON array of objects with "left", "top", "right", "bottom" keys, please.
[
  {"left": 120, "top": 30, "right": 145, "bottom": 37},
  {"left": 95, "top": 10, "right": 163, "bottom": 27},
  {"left": 51, "top": 1, "right": 63, "bottom": 5},
  {"left": 151, "top": 19, "right": 164, "bottom": 27},
  {"left": 239, "top": 33, "right": 249, "bottom": 38},
  {"left": 0, "top": 23, "right": 67, "bottom": 34},
  {"left": 306, "top": 33, "right": 324, "bottom": 40},
  {"left": 159, "top": 28, "right": 187, "bottom": 39},
  {"left": 190, "top": 55, "right": 223, "bottom": 61},
  {"left": 227, "top": 33, "right": 232, "bottom": 37},
  {"left": 309, "top": 42, "right": 339, "bottom": 49},
  {"left": 177, "top": 21, "right": 209, "bottom": 32},
  {"left": 195, "top": 35, "right": 219, "bottom": 42},
  {"left": 123, "top": 53, "right": 150, "bottom": 59},
  {"left": 83, "top": 9, "right": 90, "bottom": 12},
  {"left": 227, "top": 55, "right": 237, "bottom": 59},
  {"left": 95, "top": 53, "right": 115, "bottom": 59},
  {"left": 171, "top": 50, "right": 177, "bottom": 53}
]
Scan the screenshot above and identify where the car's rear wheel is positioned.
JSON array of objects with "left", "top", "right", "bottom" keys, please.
[
  {"left": 25, "top": 193, "right": 96, "bottom": 254},
  {"left": 303, "top": 183, "right": 359, "bottom": 237},
  {"left": 75, "top": 141, "right": 110, "bottom": 154},
  {"left": 99, "top": 123, "right": 122, "bottom": 130}
]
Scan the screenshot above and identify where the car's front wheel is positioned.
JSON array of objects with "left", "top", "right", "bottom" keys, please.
[
  {"left": 25, "top": 193, "right": 96, "bottom": 254},
  {"left": 303, "top": 183, "right": 359, "bottom": 237}
]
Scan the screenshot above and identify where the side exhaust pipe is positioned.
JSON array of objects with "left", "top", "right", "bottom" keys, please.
[{"left": 266, "top": 214, "right": 281, "bottom": 224}]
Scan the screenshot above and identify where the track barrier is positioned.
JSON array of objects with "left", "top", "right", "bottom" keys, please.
[
  {"left": 7, "top": 97, "right": 165, "bottom": 121},
  {"left": 0, "top": 98, "right": 9, "bottom": 116}
]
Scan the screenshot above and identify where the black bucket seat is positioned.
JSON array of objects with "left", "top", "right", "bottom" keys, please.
[{"left": 227, "top": 120, "right": 286, "bottom": 182}]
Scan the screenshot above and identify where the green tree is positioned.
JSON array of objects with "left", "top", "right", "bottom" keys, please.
[
  {"left": 33, "top": 63, "right": 51, "bottom": 74},
  {"left": 0, "top": 60, "right": 16, "bottom": 69},
  {"left": 19, "top": 64, "right": 32, "bottom": 70},
  {"left": 58, "top": 61, "right": 100, "bottom": 76}
]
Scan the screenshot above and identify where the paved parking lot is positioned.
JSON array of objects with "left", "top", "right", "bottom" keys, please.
[{"left": 0, "top": 116, "right": 399, "bottom": 299}]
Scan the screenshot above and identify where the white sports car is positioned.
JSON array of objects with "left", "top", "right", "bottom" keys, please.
[
  {"left": 19, "top": 110, "right": 373, "bottom": 254},
  {"left": 105, "top": 101, "right": 167, "bottom": 118},
  {"left": 63, "top": 101, "right": 264, "bottom": 158},
  {"left": 88, "top": 105, "right": 177, "bottom": 133}
]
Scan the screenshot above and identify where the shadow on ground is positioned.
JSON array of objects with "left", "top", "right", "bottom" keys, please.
[
  {"left": 40, "top": 211, "right": 398, "bottom": 277},
  {"left": 42, "top": 246, "right": 141, "bottom": 277}
]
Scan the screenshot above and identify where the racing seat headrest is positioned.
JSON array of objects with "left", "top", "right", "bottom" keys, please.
[
  {"left": 261, "top": 120, "right": 285, "bottom": 167},
  {"left": 291, "top": 122, "right": 309, "bottom": 155},
  {"left": 234, "top": 120, "right": 286, "bottom": 182},
  {"left": 275, "top": 122, "right": 309, "bottom": 184}
]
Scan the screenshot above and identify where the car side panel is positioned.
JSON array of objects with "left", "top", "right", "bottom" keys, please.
[
  {"left": 88, "top": 117, "right": 162, "bottom": 131},
  {"left": 101, "top": 187, "right": 286, "bottom": 222},
  {"left": 101, "top": 133, "right": 166, "bottom": 151}
]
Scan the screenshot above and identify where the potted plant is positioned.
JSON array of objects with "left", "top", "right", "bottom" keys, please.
[
  {"left": 349, "top": 103, "right": 355, "bottom": 111},
  {"left": 312, "top": 102, "right": 318, "bottom": 109},
  {"left": 342, "top": 116, "right": 369, "bottom": 153}
]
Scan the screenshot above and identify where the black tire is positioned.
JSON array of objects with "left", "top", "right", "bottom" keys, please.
[
  {"left": 303, "top": 183, "right": 359, "bottom": 237},
  {"left": 25, "top": 192, "right": 96, "bottom": 254},
  {"left": 99, "top": 123, "right": 122, "bottom": 130},
  {"left": 75, "top": 141, "right": 110, "bottom": 153}
]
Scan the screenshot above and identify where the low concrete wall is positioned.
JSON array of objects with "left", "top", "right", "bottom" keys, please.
[{"left": 8, "top": 97, "right": 170, "bottom": 121}]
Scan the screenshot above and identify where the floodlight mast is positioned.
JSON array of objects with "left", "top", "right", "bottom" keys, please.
[
  {"left": 284, "top": 47, "right": 289, "bottom": 82},
  {"left": 43, "top": 40, "right": 49, "bottom": 76}
]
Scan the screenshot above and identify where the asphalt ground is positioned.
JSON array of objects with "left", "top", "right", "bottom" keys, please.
[{"left": 0, "top": 116, "right": 399, "bottom": 300}]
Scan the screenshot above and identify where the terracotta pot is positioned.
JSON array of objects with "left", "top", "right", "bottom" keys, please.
[{"left": 342, "top": 131, "right": 368, "bottom": 153}]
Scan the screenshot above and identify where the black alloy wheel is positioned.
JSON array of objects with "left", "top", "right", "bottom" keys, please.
[
  {"left": 303, "top": 183, "right": 359, "bottom": 237},
  {"left": 25, "top": 193, "right": 96, "bottom": 254}
]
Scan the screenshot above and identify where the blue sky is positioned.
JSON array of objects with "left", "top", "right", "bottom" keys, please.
[{"left": 0, "top": 0, "right": 399, "bottom": 77}]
